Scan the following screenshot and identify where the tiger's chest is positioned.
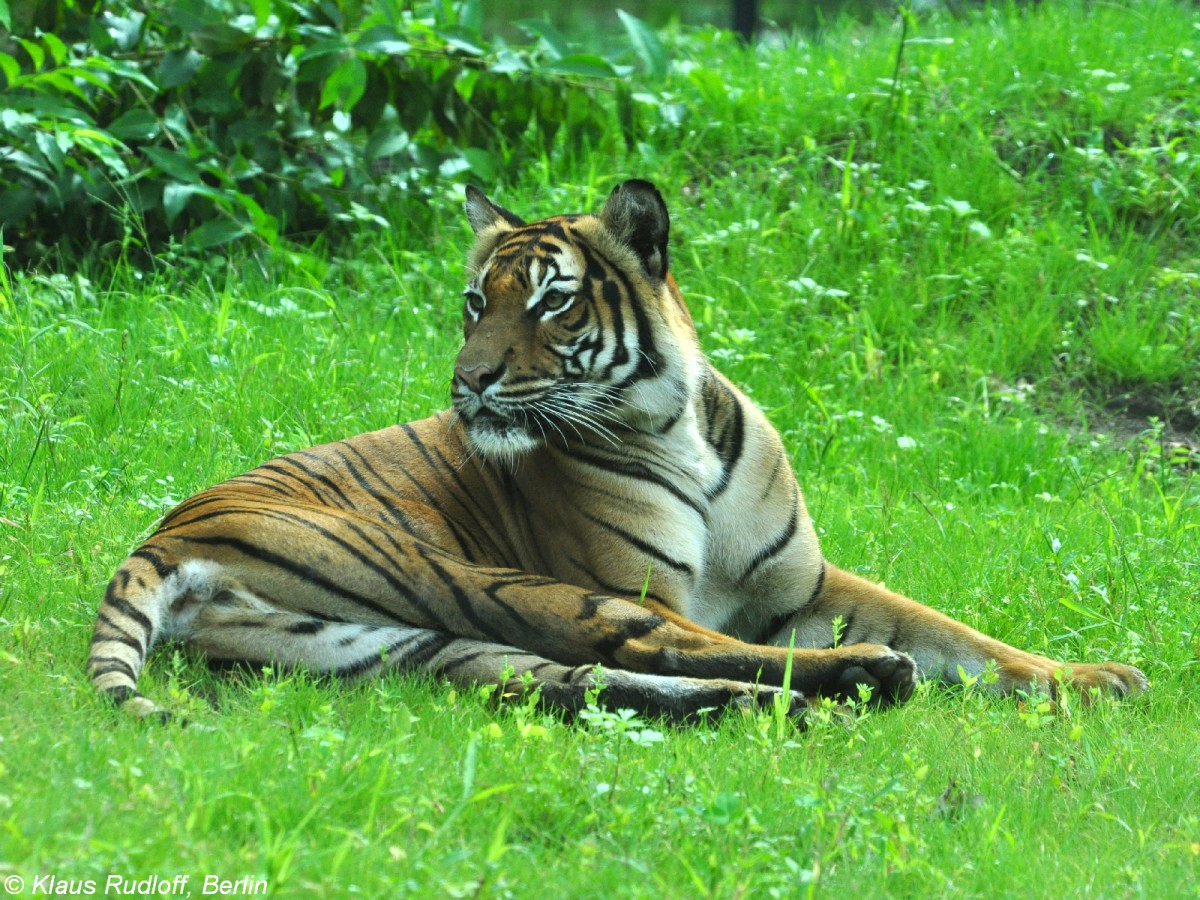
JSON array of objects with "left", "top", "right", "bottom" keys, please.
[{"left": 510, "top": 428, "right": 819, "bottom": 637}]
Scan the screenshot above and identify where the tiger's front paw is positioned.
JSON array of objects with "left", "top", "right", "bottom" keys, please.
[{"left": 825, "top": 644, "right": 917, "bottom": 707}]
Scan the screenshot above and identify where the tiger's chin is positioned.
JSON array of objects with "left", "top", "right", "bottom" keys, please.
[{"left": 460, "top": 414, "right": 541, "bottom": 466}]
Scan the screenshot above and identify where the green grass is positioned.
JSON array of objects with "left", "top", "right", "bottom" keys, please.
[{"left": 3, "top": 2, "right": 1200, "bottom": 895}]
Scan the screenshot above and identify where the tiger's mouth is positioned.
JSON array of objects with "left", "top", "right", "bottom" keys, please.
[{"left": 455, "top": 403, "right": 542, "bottom": 461}]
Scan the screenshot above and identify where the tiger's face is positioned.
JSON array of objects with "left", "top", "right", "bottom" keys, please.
[{"left": 452, "top": 180, "right": 700, "bottom": 463}]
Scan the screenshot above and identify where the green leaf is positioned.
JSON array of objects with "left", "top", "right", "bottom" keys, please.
[
  {"left": 16, "top": 38, "right": 45, "bottom": 72},
  {"left": 516, "top": 19, "right": 569, "bottom": 60},
  {"left": 163, "top": 182, "right": 227, "bottom": 225},
  {"left": 296, "top": 39, "right": 346, "bottom": 84},
  {"left": 3, "top": 94, "right": 93, "bottom": 122},
  {"left": 0, "top": 52, "right": 21, "bottom": 88},
  {"left": 71, "top": 128, "right": 130, "bottom": 177},
  {"left": 1057, "top": 595, "right": 1126, "bottom": 631},
  {"left": 355, "top": 25, "right": 411, "bottom": 56},
  {"left": 437, "top": 28, "right": 485, "bottom": 57},
  {"left": 86, "top": 57, "right": 158, "bottom": 92},
  {"left": 157, "top": 48, "right": 204, "bottom": 89},
  {"left": 143, "top": 146, "right": 201, "bottom": 183},
  {"left": 247, "top": 0, "right": 271, "bottom": 28},
  {"left": 163, "top": 182, "right": 193, "bottom": 224},
  {"left": 230, "top": 192, "right": 278, "bottom": 243},
  {"left": 462, "top": 147, "right": 498, "bottom": 182},
  {"left": 296, "top": 39, "right": 348, "bottom": 65},
  {"left": 33, "top": 130, "right": 65, "bottom": 170},
  {"left": 40, "top": 32, "right": 68, "bottom": 67},
  {"left": 617, "top": 9, "right": 668, "bottom": 79},
  {"left": 107, "top": 109, "right": 160, "bottom": 142},
  {"left": 32, "top": 70, "right": 91, "bottom": 103},
  {"left": 459, "top": 0, "right": 483, "bottom": 35},
  {"left": 0, "top": 188, "right": 36, "bottom": 227},
  {"left": 189, "top": 23, "right": 254, "bottom": 56},
  {"left": 184, "top": 218, "right": 250, "bottom": 250},
  {"left": 364, "top": 125, "right": 409, "bottom": 161},
  {"left": 542, "top": 54, "right": 618, "bottom": 79},
  {"left": 0, "top": 0, "right": 10, "bottom": 32},
  {"left": 319, "top": 55, "right": 367, "bottom": 111}
]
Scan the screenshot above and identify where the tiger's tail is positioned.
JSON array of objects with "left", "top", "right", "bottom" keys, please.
[{"left": 88, "top": 547, "right": 176, "bottom": 718}]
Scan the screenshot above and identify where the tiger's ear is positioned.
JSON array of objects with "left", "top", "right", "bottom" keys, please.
[
  {"left": 465, "top": 185, "right": 526, "bottom": 234},
  {"left": 600, "top": 179, "right": 670, "bottom": 279}
]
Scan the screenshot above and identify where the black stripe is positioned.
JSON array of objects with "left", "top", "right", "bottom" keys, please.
[
  {"left": 591, "top": 245, "right": 661, "bottom": 385},
  {"left": 282, "top": 453, "right": 360, "bottom": 510},
  {"left": 106, "top": 595, "right": 154, "bottom": 635},
  {"left": 160, "top": 502, "right": 428, "bottom": 623},
  {"left": 439, "top": 647, "right": 491, "bottom": 672},
  {"left": 227, "top": 472, "right": 296, "bottom": 498},
  {"left": 598, "top": 278, "right": 630, "bottom": 379},
  {"left": 251, "top": 462, "right": 333, "bottom": 504},
  {"left": 87, "top": 657, "right": 137, "bottom": 681},
  {"left": 417, "top": 548, "right": 506, "bottom": 641},
  {"left": 838, "top": 612, "right": 858, "bottom": 645},
  {"left": 594, "top": 609, "right": 667, "bottom": 663},
  {"left": 103, "top": 685, "right": 140, "bottom": 705},
  {"left": 160, "top": 493, "right": 235, "bottom": 528},
  {"left": 336, "top": 630, "right": 430, "bottom": 678},
  {"left": 564, "top": 555, "right": 667, "bottom": 606},
  {"left": 754, "top": 561, "right": 826, "bottom": 645},
  {"left": 479, "top": 579, "right": 541, "bottom": 635},
  {"left": 285, "top": 619, "right": 327, "bottom": 635},
  {"left": 323, "top": 444, "right": 409, "bottom": 524},
  {"left": 581, "top": 511, "right": 695, "bottom": 579},
  {"left": 566, "top": 447, "right": 707, "bottom": 521},
  {"left": 428, "top": 443, "right": 501, "bottom": 562},
  {"left": 705, "top": 377, "right": 745, "bottom": 499},
  {"left": 886, "top": 620, "right": 902, "bottom": 650},
  {"left": 338, "top": 440, "right": 484, "bottom": 559},
  {"left": 93, "top": 612, "right": 146, "bottom": 654},
  {"left": 302, "top": 607, "right": 350, "bottom": 623},
  {"left": 736, "top": 494, "right": 799, "bottom": 586},
  {"left": 398, "top": 632, "right": 457, "bottom": 670},
  {"left": 759, "top": 452, "right": 786, "bottom": 501},
  {"left": 174, "top": 534, "right": 434, "bottom": 628},
  {"left": 129, "top": 546, "right": 176, "bottom": 578}
]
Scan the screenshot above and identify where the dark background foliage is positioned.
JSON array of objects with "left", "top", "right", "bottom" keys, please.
[{"left": 0, "top": 0, "right": 667, "bottom": 264}]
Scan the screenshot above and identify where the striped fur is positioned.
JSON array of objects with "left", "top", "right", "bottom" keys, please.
[{"left": 89, "top": 180, "right": 1146, "bottom": 721}]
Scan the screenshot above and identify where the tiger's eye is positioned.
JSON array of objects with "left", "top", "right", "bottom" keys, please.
[
  {"left": 463, "top": 290, "right": 485, "bottom": 314},
  {"left": 542, "top": 290, "right": 572, "bottom": 311}
]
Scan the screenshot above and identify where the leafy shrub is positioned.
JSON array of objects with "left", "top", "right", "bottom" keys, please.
[{"left": 0, "top": 0, "right": 666, "bottom": 264}]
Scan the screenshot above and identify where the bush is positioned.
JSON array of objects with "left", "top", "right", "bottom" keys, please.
[{"left": 0, "top": 0, "right": 665, "bottom": 264}]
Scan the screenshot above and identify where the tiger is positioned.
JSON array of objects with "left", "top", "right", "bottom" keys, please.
[{"left": 88, "top": 179, "right": 1148, "bottom": 722}]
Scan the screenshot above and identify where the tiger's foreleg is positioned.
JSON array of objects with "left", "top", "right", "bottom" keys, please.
[{"left": 783, "top": 564, "right": 1147, "bottom": 698}]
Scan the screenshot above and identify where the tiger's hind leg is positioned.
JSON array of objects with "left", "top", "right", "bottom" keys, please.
[
  {"left": 183, "top": 606, "right": 812, "bottom": 724},
  {"left": 91, "top": 549, "right": 808, "bottom": 723}
]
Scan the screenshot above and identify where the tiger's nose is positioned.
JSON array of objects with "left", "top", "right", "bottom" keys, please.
[{"left": 455, "top": 364, "right": 503, "bottom": 394}]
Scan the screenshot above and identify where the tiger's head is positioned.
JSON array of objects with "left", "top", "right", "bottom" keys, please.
[{"left": 453, "top": 180, "right": 702, "bottom": 463}]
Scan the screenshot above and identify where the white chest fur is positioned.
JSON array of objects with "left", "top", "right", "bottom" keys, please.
[{"left": 517, "top": 408, "right": 823, "bottom": 640}]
